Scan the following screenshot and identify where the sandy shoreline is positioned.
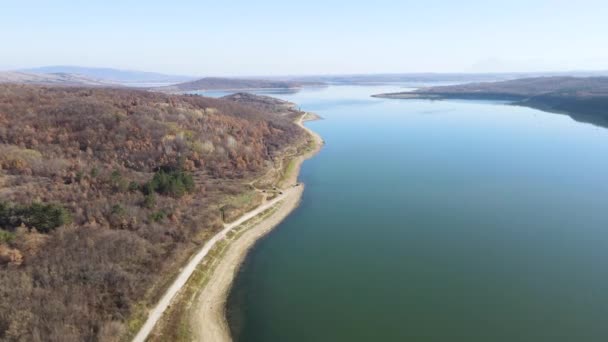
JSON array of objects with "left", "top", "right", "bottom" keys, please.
[{"left": 191, "top": 114, "right": 323, "bottom": 342}]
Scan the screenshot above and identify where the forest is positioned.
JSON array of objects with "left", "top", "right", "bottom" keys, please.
[{"left": 0, "top": 84, "right": 306, "bottom": 341}]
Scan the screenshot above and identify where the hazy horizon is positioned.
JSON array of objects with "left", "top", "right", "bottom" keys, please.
[
  {"left": 2, "top": 0, "right": 608, "bottom": 76},
  {"left": 4, "top": 65, "right": 608, "bottom": 79}
]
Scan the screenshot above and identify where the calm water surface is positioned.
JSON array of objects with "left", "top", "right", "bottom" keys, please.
[{"left": 222, "top": 85, "right": 608, "bottom": 341}]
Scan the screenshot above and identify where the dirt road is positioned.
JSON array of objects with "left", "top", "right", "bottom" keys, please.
[{"left": 132, "top": 190, "right": 294, "bottom": 342}]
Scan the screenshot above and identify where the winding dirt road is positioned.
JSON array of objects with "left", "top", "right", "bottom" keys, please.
[
  {"left": 191, "top": 185, "right": 304, "bottom": 341},
  {"left": 132, "top": 190, "right": 294, "bottom": 342}
]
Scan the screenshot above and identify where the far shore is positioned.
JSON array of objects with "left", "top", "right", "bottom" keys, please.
[{"left": 190, "top": 113, "right": 323, "bottom": 342}]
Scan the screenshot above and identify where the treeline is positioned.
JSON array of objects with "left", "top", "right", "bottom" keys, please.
[{"left": 0, "top": 84, "right": 306, "bottom": 341}]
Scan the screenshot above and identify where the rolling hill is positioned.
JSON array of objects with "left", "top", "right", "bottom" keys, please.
[
  {"left": 156, "top": 77, "right": 324, "bottom": 92},
  {"left": 0, "top": 71, "right": 113, "bottom": 86},
  {"left": 21, "top": 66, "right": 195, "bottom": 85},
  {"left": 0, "top": 84, "right": 309, "bottom": 341}
]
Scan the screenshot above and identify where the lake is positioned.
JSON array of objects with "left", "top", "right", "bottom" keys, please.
[{"left": 218, "top": 85, "right": 608, "bottom": 341}]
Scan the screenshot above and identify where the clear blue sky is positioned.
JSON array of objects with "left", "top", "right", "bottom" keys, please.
[{"left": 1, "top": 0, "right": 607, "bottom": 76}]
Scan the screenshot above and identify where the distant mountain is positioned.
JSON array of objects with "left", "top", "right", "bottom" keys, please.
[
  {"left": 156, "top": 77, "right": 325, "bottom": 92},
  {"left": 0, "top": 71, "right": 113, "bottom": 86},
  {"left": 20, "top": 66, "right": 195, "bottom": 85},
  {"left": 373, "top": 76, "right": 608, "bottom": 128}
]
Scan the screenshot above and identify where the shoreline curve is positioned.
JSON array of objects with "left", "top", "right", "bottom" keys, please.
[{"left": 191, "top": 114, "right": 323, "bottom": 342}]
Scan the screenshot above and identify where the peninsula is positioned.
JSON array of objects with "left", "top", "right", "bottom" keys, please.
[{"left": 373, "top": 76, "right": 608, "bottom": 127}]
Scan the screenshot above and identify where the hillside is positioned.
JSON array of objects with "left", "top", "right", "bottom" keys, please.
[
  {"left": 0, "top": 85, "right": 308, "bottom": 341},
  {"left": 21, "top": 66, "right": 194, "bottom": 85},
  {"left": 156, "top": 77, "right": 324, "bottom": 92},
  {"left": 221, "top": 92, "right": 301, "bottom": 117},
  {"left": 0, "top": 71, "right": 114, "bottom": 86},
  {"left": 374, "top": 77, "right": 608, "bottom": 127}
]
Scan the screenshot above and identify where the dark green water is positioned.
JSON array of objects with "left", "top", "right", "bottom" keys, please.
[{"left": 225, "top": 85, "right": 608, "bottom": 341}]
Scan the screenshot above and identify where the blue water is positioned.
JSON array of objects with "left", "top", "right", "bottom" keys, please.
[{"left": 225, "top": 85, "right": 608, "bottom": 341}]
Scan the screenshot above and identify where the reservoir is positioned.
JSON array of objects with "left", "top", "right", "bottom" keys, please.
[{"left": 221, "top": 85, "right": 608, "bottom": 341}]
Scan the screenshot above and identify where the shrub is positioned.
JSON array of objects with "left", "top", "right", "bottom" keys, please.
[
  {"left": 0, "top": 229, "right": 15, "bottom": 244},
  {"left": 0, "top": 202, "right": 72, "bottom": 233},
  {"left": 110, "top": 170, "right": 129, "bottom": 193},
  {"left": 21, "top": 203, "right": 72, "bottom": 233},
  {"left": 142, "top": 194, "right": 156, "bottom": 209},
  {"left": 75, "top": 171, "right": 84, "bottom": 183},
  {"left": 90, "top": 167, "right": 99, "bottom": 178},
  {"left": 142, "top": 170, "right": 195, "bottom": 198},
  {"left": 0, "top": 202, "right": 11, "bottom": 228},
  {"left": 128, "top": 181, "right": 140, "bottom": 192},
  {"left": 149, "top": 210, "right": 166, "bottom": 222},
  {"left": 111, "top": 204, "right": 126, "bottom": 216}
]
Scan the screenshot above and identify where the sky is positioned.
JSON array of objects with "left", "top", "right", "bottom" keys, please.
[{"left": 1, "top": 0, "right": 608, "bottom": 76}]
